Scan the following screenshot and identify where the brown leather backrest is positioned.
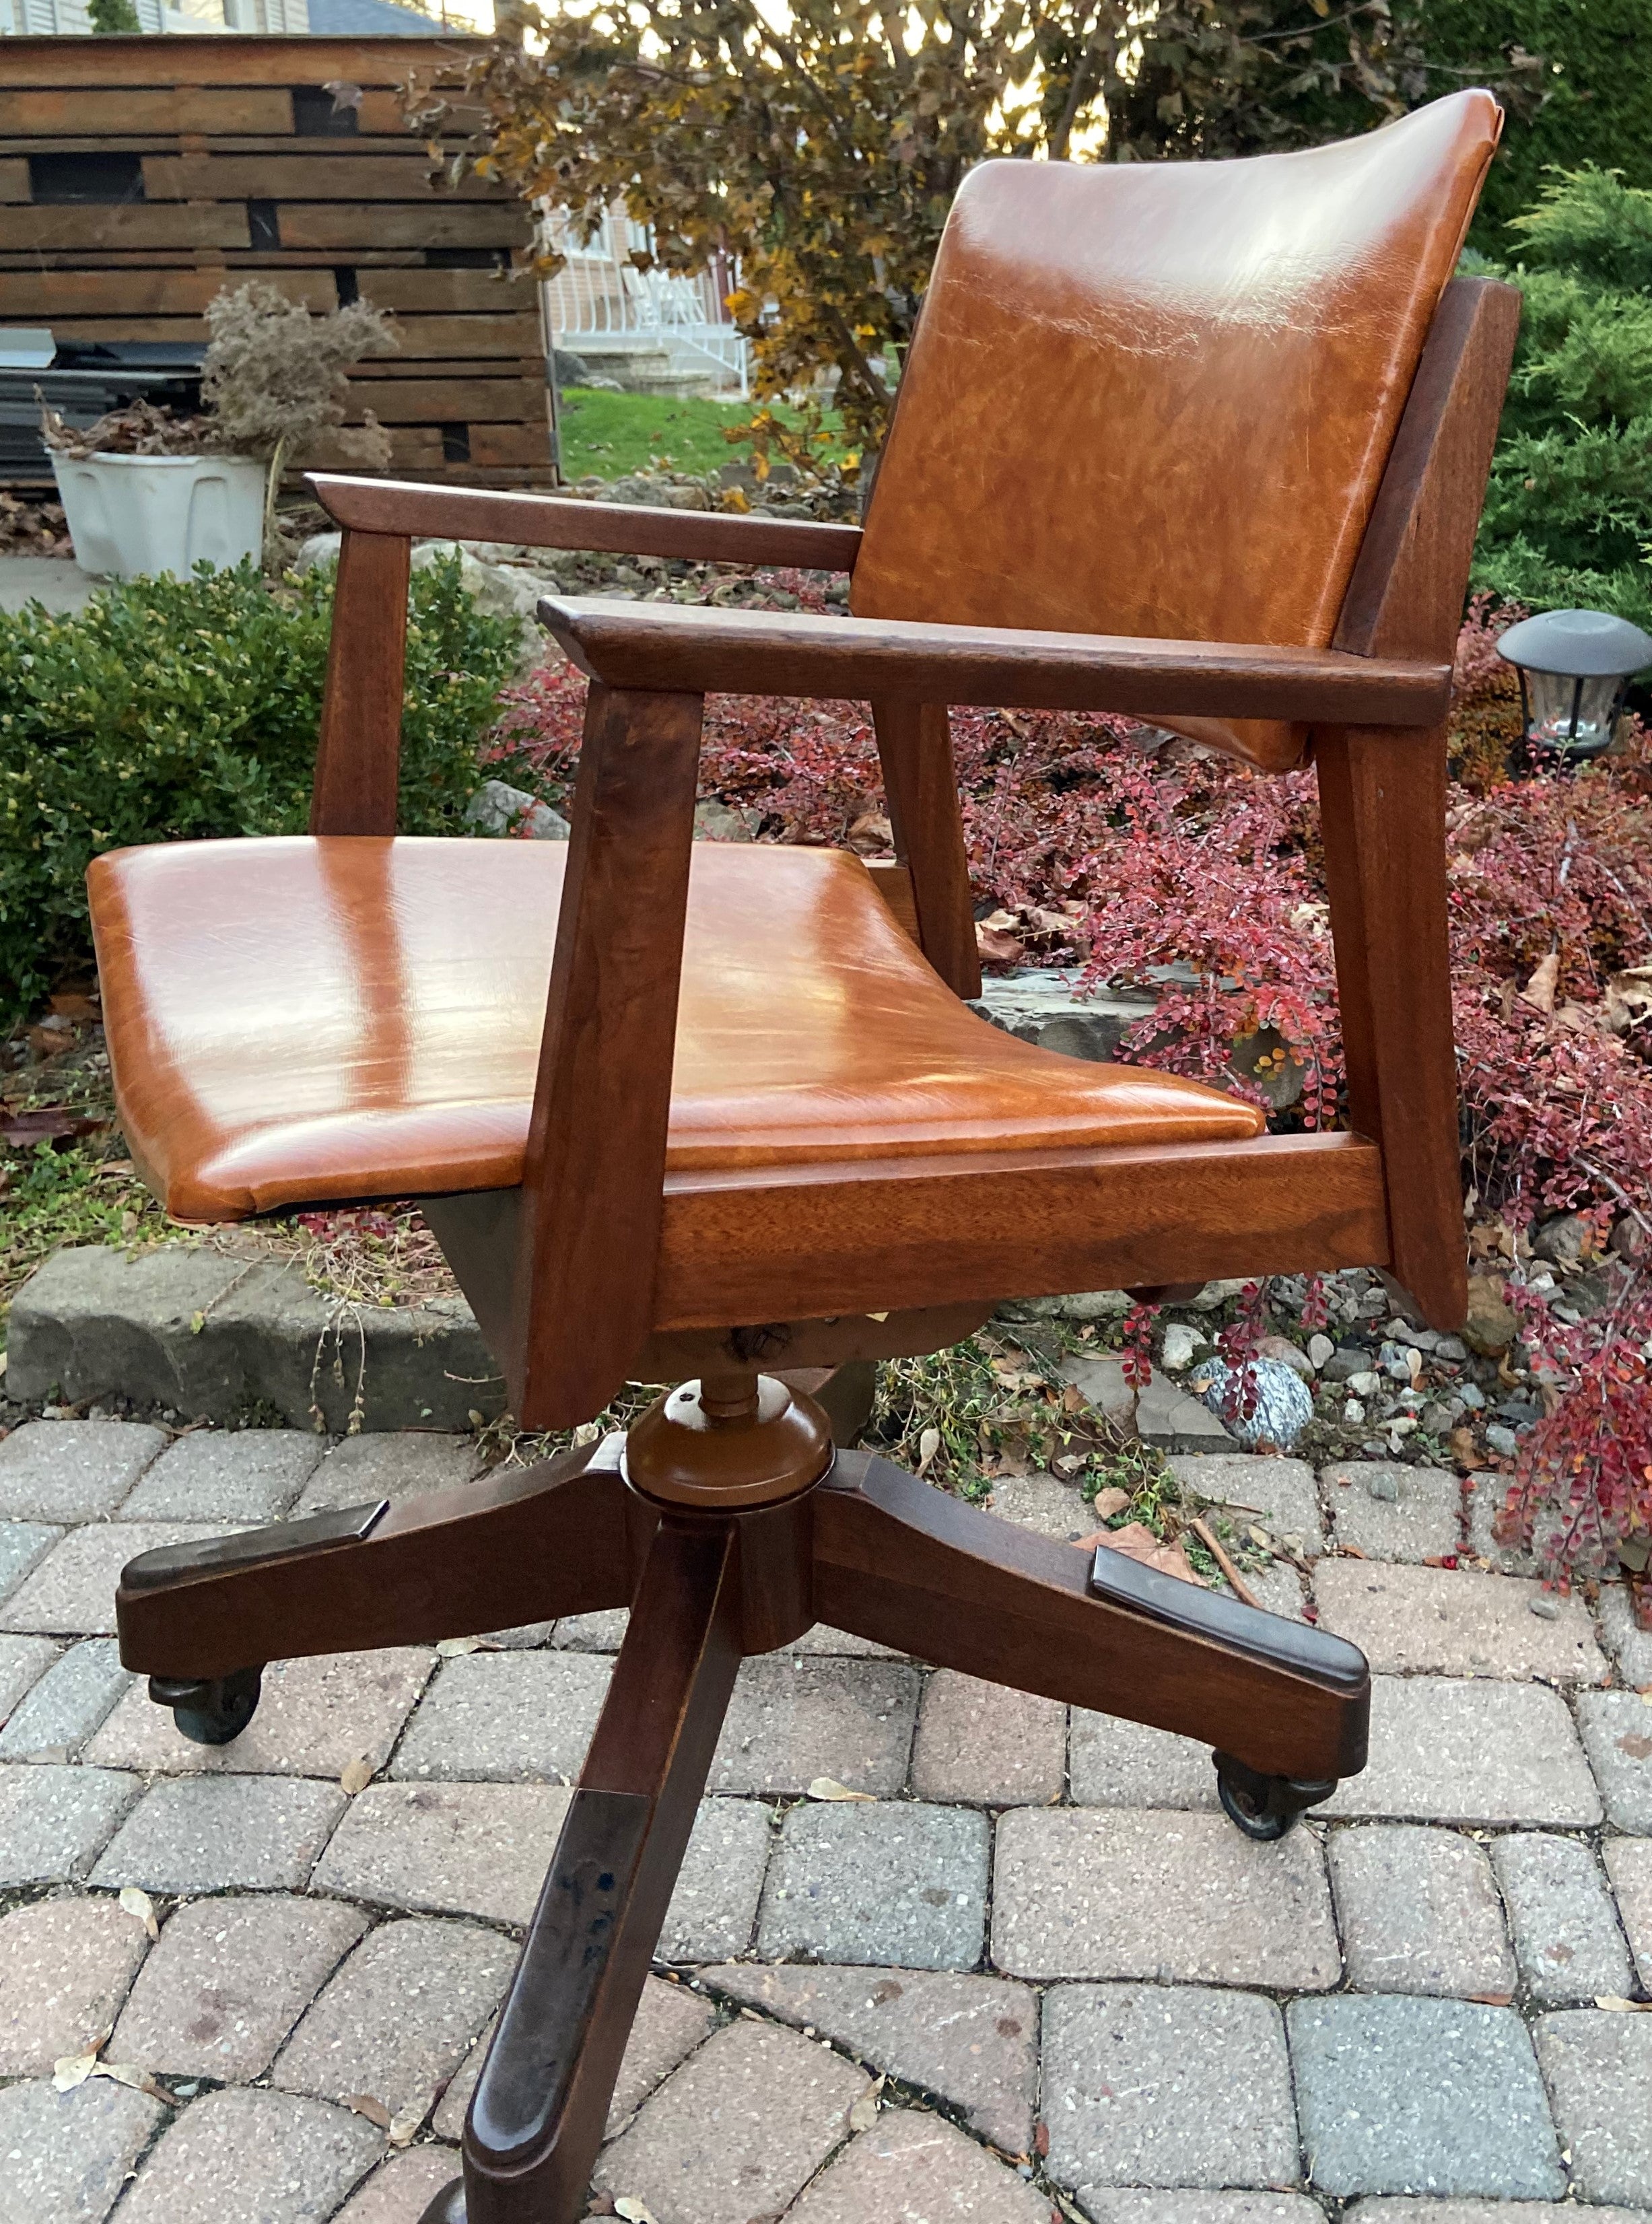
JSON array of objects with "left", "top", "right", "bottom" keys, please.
[{"left": 852, "top": 90, "right": 1502, "bottom": 771}]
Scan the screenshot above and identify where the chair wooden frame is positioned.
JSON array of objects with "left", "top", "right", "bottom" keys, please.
[{"left": 110, "top": 273, "right": 1517, "bottom": 2224}]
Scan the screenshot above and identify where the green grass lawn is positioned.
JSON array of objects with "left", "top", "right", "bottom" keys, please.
[{"left": 556, "top": 386, "right": 845, "bottom": 482}]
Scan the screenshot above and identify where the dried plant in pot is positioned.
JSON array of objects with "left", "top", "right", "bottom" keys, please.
[{"left": 40, "top": 282, "right": 397, "bottom": 581}]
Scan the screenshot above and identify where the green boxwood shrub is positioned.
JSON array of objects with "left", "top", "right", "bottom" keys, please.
[{"left": 0, "top": 555, "right": 529, "bottom": 1023}]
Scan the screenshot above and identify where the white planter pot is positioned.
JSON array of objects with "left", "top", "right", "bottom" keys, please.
[{"left": 51, "top": 452, "right": 267, "bottom": 580}]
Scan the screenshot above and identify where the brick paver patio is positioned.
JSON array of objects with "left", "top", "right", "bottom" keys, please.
[{"left": 1, "top": 1417, "right": 1649, "bottom": 2223}]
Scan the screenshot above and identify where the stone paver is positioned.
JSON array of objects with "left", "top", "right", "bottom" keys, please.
[
  {"left": 1599, "top": 1585, "right": 1652, "bottom": 1689},
  {"left": 1313, "top": 1561, "right": 1607, "bottom": 1682},
  {"left": 111, "top": 1893, "right": 368, "bottom": 2079},
  {"left": 0, "top": 1763, "right": 138, "bottom": 1883},
  {"left": 1535, "top": 2011, "right": 1652, "bottom": 2206},
  {"left": 594, "top": 2017, "right": 870, "bottom": 2224},
  {"left": 313, "top": 1780, "right": 570, "bottom": 1924},
  {"left": 0, "top": 1420, "right": 165, "bottom": 1521},
  {"left": 0, "top": 1523, "right": 236, "bottom": 1636},
  {"left": 1350, "top": 2206, "right": 1652, "bottom": 2224},
  {"left": 121, "top": 1426, "right": 324, "bottom": 1520},
  {"left": 274, "top": 1915, "right": 514, "bottom": 2118},
  {"left": 1492, "top": 1832, "right": 1637, "bottom": 2005},
  {"left": 1082, "top": 2200, "right": 1325, "bottom": 2224},
  {"left": 388, "top": 1648, "right": 610, "bottom": 1783},
  {"left": 988, "top": 1471, "right": 1097, "bottom": 1543},
  {"left": 711, "top": 1655, "right": 920, "bottom": 1796},
  {"left": 110, "top": 2085, "right": 382, "bottom": 2223},
  {"left": 787, "top": 2106, "right": 1052, "bottom": 2221},
  {"left": 910, "top": 1670, "right": 1066, "bottom": 1805},
  {"left": 1324, "top": 1461, "right": 1462, "bottom": 1561},
  {"left": 0, "top": 1639, "right": 130, "bottom": 1762},
  {"left": 0, "top": 1633, "right": 59, "bottom": 1717},
  {"left": 0, "top": 1895, "right": 151, "bottom": 2075},
  {"left": 1604, "top": 1838, "right": 1652, "bottom": 1990},
  {"left": 1068, "top": 1711, "right": 1219, "bottom": 1808},
  {"left": 331, "top": 2145, "right": 462, "bottom": 2223},
  {"left": 1329, "top": 1826, "right": 1515, "bottom": 1998},
  {"left": 993, "top": 1808, "right": 1338, "bottom": 1987},
  {"left": 657, "top": 1797, "right": 773, "bottom": 1961},
  {"left": 87, "top": 1646, "right": 434, "bottom": 1780},
  {"left": 1577, "top": 1691, "right": 1652, "bottom": 1831},
  {"left": 436, "top": 1972, "right": 716, "bottom": 2143},
  {"left": 759, "top": 1801, "right": 988, "bottom": 1969},
  {"left": 0, "top": 1525, "right": 65, "bottom": 1609},
  {"left": 92, "top": 1774, "right": 345, "bottom": 1892},
  {"left": 296, "top": 1432, "right": 486, "bottom": 1513},
  {"left": 1321, "top": 1677, "right": 1602, "bottom": 1826},
  {"left": 1044, "top": 1982, "right": 1297, "bottom": 2192},
  {"left": 706, "top": 1961, "right": 1038, "bottom": 2152},
  {"left": 0, "top": 2077, "right": 164, "bottom": 2224},
  {"left": 1289, "top": 1995, "right": 1564, "bottom": 2196},
  {"left": 551, "top": 1606, "right": 629, "bottom": 1650},
  {"left": 1170, "top": 1454, "right": 1323, "bottom": 1552}
]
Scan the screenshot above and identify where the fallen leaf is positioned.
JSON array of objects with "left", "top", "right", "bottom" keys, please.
[
  {"left": 615, "top": 2200, "right": 661, "bottom": 2223},
  {"left": 1097, "top": 1523, "right": 1207, "bottom": 1587},
  {"left": 916, "top": 1426, "right": 940, "bottom": 1476},
  {"left": 388, "top": 2094, "right": 431, "bottom": 2145},
  {"left": 118, "top": 1886, "right": 160, "bottom": 1941},
  {"left": 975, "top": 924, "right": 1025, "bottom": 966},
  {"left": 340, "top": 1756, "right": 374, "bottom": 1796},
  {"left": 844, "top": 812, "right": 895, "bottom": 856},
  {"left": 1450, "top": 1426, "right": 1488, "bottom": 1470},
  {"left": 808, "top": 1776, "right": 876, "bottom": 1803},
  {"left": 97, "top": 2060, "right": 173, "bottom": 2102},
  {"left": 1593, "top": 1996, "right": 1652, "bottom": 2011},
  {"left": 1091, "top": 1486, "right": 1130, "bottom": 1519},
  {"left": 1519, "top": 952, "right": 1560, "bottom": 1013},
  {"left": 1, "top": 1105, "right": 106, "bottom": 1148},
  {"left": 345, "top": 2093, "right": 392, "bottom": 2129},
  {"left": 436, "top": 1635, "right": 493, "bottom": 1657},
  {"left": 848, "top": 2087, "right": 880, "bottom": 2132},
  {"left": 50, "top": 991, "right": 100, "bottom": 1022},
  {"left": 53, "top": 2050, "right": 99, "bottom": 2093},
  {"left": 1035, "top": 2120, "right": 1050, "bottom": 2159}
]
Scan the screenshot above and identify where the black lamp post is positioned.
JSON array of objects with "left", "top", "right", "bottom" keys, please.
[{"left": 1495, "top": 607, "right": 1652, "bottom": 771}]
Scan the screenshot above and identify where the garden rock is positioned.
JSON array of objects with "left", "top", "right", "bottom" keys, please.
[
  {"left": 1161, "top": 1323, "right": 1206, "bottom": 1372},
  {"left": 1190, "top": 1357, "right": 1312, "bottom": 1450},
  {"left": 1464, "top": 1278, "right": 1517, "bottom": 1356},
  {"left": 464, "top": 780, "right": 571, "bottom": 841}
]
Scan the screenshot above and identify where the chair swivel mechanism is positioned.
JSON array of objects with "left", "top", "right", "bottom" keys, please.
[{"left": 94, "top": 90, "right": 1517, "bottom": 2224}]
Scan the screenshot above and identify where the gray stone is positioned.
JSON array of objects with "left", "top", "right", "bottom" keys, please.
[
  {"left": 910, "top": 1670, "right": 1066, "bottom": 1805},
  {"left": 112, "top": 2085, "right": 382, "bottom": 2223},
  {"left": 0, "top": 1634, "right": 63, "bottom": 1721},
  {"left": 1577, "top": 1690, "right": 1652, "bottom": 1830},
  {"left": 1288, "top": 1994, "right": 1563, "bottom": 2196},
  {"left": 464, "top": 777, "right": 570, "bottom": 840},
  {"left": 0, "top": 2077, "right": 163, "bottom": 2224},
  {"left": 298, "top": 1431, "right": 487, "bottom": 1513},
  {"left": 331, "top": 2146, "right": 464, "bottom": 2224},
  {"left": 759, "top": 1801, "right": 988, "bottom": 1969},
  {"left": 594, "top": 2017, "right": 870, "bottom": 2224},
  {"left": 0, "top": 1420, "right": 165, "bottom": 1520},
  {"left": 0, "top": 553, "right": 97, "bottom": 614},
  {"left": 1467, "top": 1469, "right": 1545, "bottom": 1576},
  {"left": 1350, "top": 2205, "right": 1651, "bottom": 2224},
  {"left": 710, "top": 1655, "right": 920, "bottom": 1797},
  {"left": 788, "top": 2106, "right": 1052, "bottom": 2221},
  {"left": 1244, "top": 1559, "right": 1309, "bottom": 1621},
  {"left": 6, "top": 1243, "right": 506, "bottom": 1433},
  {"left": 1062, "top": 1353, "right": 1235, "bottom": 1452},
  {"left": 1328, "top": 1825, "right": 1514, "bottom": 1997},
  {"left": 273, "top": 1916, "right": 515, "bottom": 2117},
  {"left": 313, "top": 1781, "right": 570, "bottom": 1924},
  {"left": 1161, "top": 1322, "right": 1208, "bottom": 1372},
  {"left": 1606, "top": 1838, "right": 1652, "bottom": 1990},
  {"left": 1324, "top": 1461, "right": 1461, "bottom": 1560},
  {"left": 1082, "top": 2200, "right": 1328, "bottom": 2224},
  {"left": 1313, "top": 1562, "right": 1607, "bottom": 1682},
  {"left": 111, "top": 1893, "right": 369, "bottom": 2080},
  {"left": 550, "top": 1606, "right": 629, "bottom": 1650},
  {"left": 987, "top": 1471, "right": 1098, "bottom": 1543},
  {"left": 1068, "top": 1712, "right": 1220, "bottom": 1807},
  {"left": 1169, "top": 1454, "right": 1323, "bottom": 1552},
  {"left": 1599, "top": 1584, "right": 1652, "bottom": 1688},
  {"left": 1321, "top": 1677, "right": 1602, "bottom": 1826},
  {"left": 388, "top": 1648, "right": 609, "bottom": 1782},
  {"left": 1187, "top": 1358, "right": 1313, "bottom": 1451},
  {"left": 705, "top": 1961, "right": 1037, "bottom": 2152},
  {"left": 992, "top": 1807, "right": 1338, "bottom": 1987},
  {"left": 1492, "top": 1831, "right": 1637, "bottom": 2003},
  {"left": 1045, "top": 1982, "right": 1297, "bottom": 2192},
  {"left": 0, "top": 1638, "right": 129, "bottom": 1761},
  {"left": 780, "top": 1622, "right": 906, "bottom": 1658},
  {"left": 121, "top": 1427, "right": 323, "bottom": 1519},
  {"left": 86, "top": 1646, "right": 433, "bottom": 1778},
  {"left": 0, "top": 1763, "right": 138, "bottom": 1883},
  {"left": 0, "top": 1527, "right": 62, "bottom": 1608},
  {"left": 1535, "top": 2010, "right": 1652, "bottom": 2205},
  {"left": 0, "top": 1522, "right": 234, "bottom": 1636},
  {"left": 92, "top": 1773, "right": 345, "bottom": 1892},
  {"left": 657, "top": 1796, "right": 773, "bottom": 1961},
  {"left": 0, "top": 1895, "right": 151, "bottom": 2076},
  {"left": 971, "top": 971, "right": 1157, "bottom": 1064}
]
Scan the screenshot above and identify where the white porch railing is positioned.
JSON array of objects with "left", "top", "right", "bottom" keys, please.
[{"left": 542, "top": 207, "right": 748, "bottom": 394}]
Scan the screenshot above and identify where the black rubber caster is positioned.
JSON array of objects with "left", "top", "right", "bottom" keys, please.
[
  {"left": 149, "top": 1665, "right": 265, "bottom": 1747},
  {"left": 1214, "top": 1751, "right": 1336, "bottom": 1842}
]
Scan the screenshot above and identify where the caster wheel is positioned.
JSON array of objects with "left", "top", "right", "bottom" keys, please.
[
  {"left": 149, "top": 1665, "right": 264, "bottom": 1747},
  {"left": 1212, "top": 1751, "right": 1336, "bottom": 1842}
]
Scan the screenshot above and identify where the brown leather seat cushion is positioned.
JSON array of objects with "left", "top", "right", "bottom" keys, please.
[{"left": 88, "top": 835, "right": 1264, "bottom": 1222}]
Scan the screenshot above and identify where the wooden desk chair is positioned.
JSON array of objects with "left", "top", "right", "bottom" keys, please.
[{"left": 96, "top": 89, "right": 1515, "bottom": 2224}]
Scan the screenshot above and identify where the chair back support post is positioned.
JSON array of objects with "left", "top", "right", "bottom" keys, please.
[
  {"left": 1315, "top": 275, "right": 1521, "bottom": 1329},
  {"left": 510, "top": 682, "right": 707, "bottom": 1427},
  {"left": 311, "top": 526, "right": 412, "bottom": 837},
  {"left": 870, "top": 699, "right": 982, "bottom": 1000}
]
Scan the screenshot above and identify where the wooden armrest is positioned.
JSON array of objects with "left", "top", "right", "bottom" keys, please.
[
  {"left": 307, "top": 473, "right": 862, "bottom": 574},
  {"left": 539, "top": 596, "right": 1453, "bottom": 724}
]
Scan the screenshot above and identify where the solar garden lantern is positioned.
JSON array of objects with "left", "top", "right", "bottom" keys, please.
[{"left": 1495, "top": 607, "right": 1652, "bottom": 769}]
